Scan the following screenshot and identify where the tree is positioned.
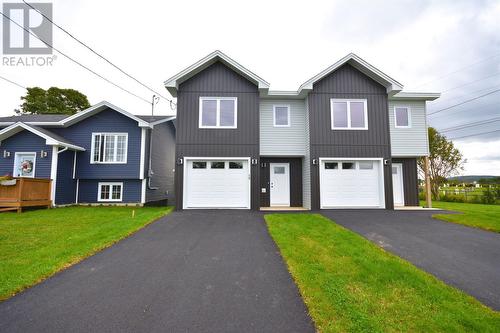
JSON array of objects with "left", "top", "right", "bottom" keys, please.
[
  {"left": 417, "top": 127, "right": 466, "bottom": 200},
  {"left": 16, "top": 87, "right": 91, "bottom": 115}
]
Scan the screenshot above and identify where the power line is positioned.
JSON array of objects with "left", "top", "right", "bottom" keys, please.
[
  {"left": 0, "top": 74, "right": 26, "bottom": 89},
  {"left": 427, "top": 88, "right": 500, "bottom": 115},
  {"left": 441, "top": 71, "right": 500, "bottom": 93},
  {"left": 0, "top": 10, "right": 151, "bottom": 105},
  {"left": 412, "top": 52, "right": 500, "bottom": 89},
  {"left": 21, "top": 1, "right": 175, "bottom": 109},
  {"left": 447, "top": 129, "right": 500, "bottom": 140},
  {"left": 432, "top": 83, "right": 500, "bottom": 105},
  {"left": 438, "top": 117, "right": 500, "bottom": 132}
]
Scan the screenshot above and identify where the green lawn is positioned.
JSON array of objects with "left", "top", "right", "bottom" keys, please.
[
  {"left": 422, "top": 201, "right": 500, "bottom": 233},
  {"left": 0, "top": 206, "right": 171, "bottom": 300},
  {"left": 266, "top": 213, "right": 500, "bottom": 333}
]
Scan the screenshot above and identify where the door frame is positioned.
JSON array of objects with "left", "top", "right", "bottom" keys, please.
[
  {"left": 270, "top": 162, "right": 290, "bottom": 206},
  {"left": 392, "top": 162, "right": 405, "bottom": 206},
  {"left": 319, "top": 157, "right": 386, "bottom": 209},
  {"left": 182, "top": 157, "right": 251, "bottom": 209}
]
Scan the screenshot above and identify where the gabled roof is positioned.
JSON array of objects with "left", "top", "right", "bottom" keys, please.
[
  {"left": 164, "top": 50, "right": 270, "bottom": 97},
  {"left": 0, "top": 101, "right": 154, "bottom": 128},
  {"left": 135, "top": 115, "right": 176, "bottom": 126},
  {"left": 0, "top": 114, "right": 70, "bottom": 123},
  {"left": 298, "top": 53, "right": 404, "bottom": 95},
  {"left": 0, "top": 122, "right": 85, "bottom": 151}
]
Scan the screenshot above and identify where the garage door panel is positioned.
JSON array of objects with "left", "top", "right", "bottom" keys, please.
[
  {"left": 185, "top": 159, "right": 250, "bottom": 209},
  {"left": 320, "top": 159, "right": 384, "bottom": 208}
]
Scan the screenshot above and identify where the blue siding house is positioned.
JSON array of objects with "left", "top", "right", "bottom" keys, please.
[{"left": 0, "top": 101, "right": 176, "bottom": 206}]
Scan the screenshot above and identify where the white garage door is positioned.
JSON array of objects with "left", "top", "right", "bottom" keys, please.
[
  {"left": 320, "top": 159, "right": 385, "bottom": 209},
  {"left": 184, "top": 159, "right": 250, "bottom": 209}
]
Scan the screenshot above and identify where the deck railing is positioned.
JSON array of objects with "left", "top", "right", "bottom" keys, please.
[{"left": 0, "top": 178, "right": 52, "bottom": 212}]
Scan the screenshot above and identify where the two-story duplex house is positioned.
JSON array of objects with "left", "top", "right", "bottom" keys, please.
[
  {"left": 0, "top": 101, "right": 176, "bottom": 206},
  {"left": 165, "top": 51, "right": 439, "bottom": 210}
]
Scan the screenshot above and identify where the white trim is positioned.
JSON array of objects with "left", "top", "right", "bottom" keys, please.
[
  {"left": 141, "top": 179, "right": 147, "bottom": 204},
  {"left": 62, "top": 101, "right": 151, "bottom": 128},
  {"left": 273, "top": 105, "right": 291, "bottom": 127},
  {"left": 13, "top": 152, "right": 37, "bottom": 178},
  {"left": 182, "top": 157, "right": 251, "bottom": 210},
  {"left": 0, "top": 122, "right": 85, "bottom": 151},
  {"left": 390, "top": 92, "right": 440, "bottom": 101},
  {"left": 139, "top": 128, "right": 147, "bottom": 178},
  {"left": 149, "top": 116, "right": 176, "bottom": 127},
  {"left": 90, "top": 132, "right": 128, "bottom": 164},
  {"left": 164, "top": 50, "right": 270, "bottom": 97},
  {"left": 318, "top": 157, "right": 385, "bottom": 209},
  {"left": 97, "top": 182, "right": 124, "bottom": 202},
  {"left": 50, "top": 146, "right": 58, "bottom": 205},
  {"left": 198, "top": 97, "right": 238, "bottom": 129},
  {"left": 299, "top": 53, "right": 404, "bottom": 94},
  {"left": 330, "top": 99, "right": 368, "bottom": 130},
  {"left": 394, "top": 106, "right": 412, "bottom": 128},
  {"left": 75, "top": 179, "right": 79, "bottom": 204},
  {"left": 72, "top": 151, "right": 77, "bottom": 179}
]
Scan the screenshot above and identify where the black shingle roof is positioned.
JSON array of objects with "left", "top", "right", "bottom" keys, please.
[{"left": 0, "top": 114, "right": 70, "bottom": 122}]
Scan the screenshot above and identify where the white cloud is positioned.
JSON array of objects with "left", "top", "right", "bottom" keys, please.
[{"left": 0, "top": 0, "right": 499, "bottom": 173}]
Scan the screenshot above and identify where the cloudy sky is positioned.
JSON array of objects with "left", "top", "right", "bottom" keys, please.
[{"left": 1, "top": 0, "right": 499, "bottom": 175}]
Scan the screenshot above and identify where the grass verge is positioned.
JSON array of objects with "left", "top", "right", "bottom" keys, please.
[
  {"left": 265, "top": 213, "right": 500, "bottom": 332},
  {"left": 0, "top": 206, "right": 171, "bottom": 300},
  {"left": 421, "top": 201, "right": 500, "bottom": 233}
]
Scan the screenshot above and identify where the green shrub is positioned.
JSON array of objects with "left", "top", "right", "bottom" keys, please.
[{"left": 481, "top": 188, "right": 496, "bottom": 204}]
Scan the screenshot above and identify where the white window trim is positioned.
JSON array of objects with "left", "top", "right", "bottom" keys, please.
[
  {"left": 273, "top": 104, "right": 291, "bottom": 127},
  {"left": 97, "top": 182, "right": 123, "bottom": 202},
  {"left": 90, "top": 133, "right": 128, "bottom": 164},
  {"left": 330, "top": 99, "right": 368, "bottom": 130},
  {"left": 13, "top": 152, "right": 37, "bottom": 178},
  {"left": 394, "top": 106, "right": 412, "bottom": 128},
  {"left": 199, "top": 97, "right": 238, "bottom": 129}
]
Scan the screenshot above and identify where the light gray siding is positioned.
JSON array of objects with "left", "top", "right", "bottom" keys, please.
[
  {"left": 389, "top": 100, "right": 429, "bottom": 157},
  {"left": 303, "top": 96, "right": 311, "bottom": 209},
  {"left": 260, "top": 99, "right": 307, "bottom": 156}
]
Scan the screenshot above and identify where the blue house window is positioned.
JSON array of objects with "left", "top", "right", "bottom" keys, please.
[{"left": 91, "top": 133, "right": 128, "bottom": 164}]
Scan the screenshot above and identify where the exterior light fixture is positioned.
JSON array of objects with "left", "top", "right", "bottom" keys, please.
[{"left": 3, "top": 150, "right": 10, "bottom": 158}]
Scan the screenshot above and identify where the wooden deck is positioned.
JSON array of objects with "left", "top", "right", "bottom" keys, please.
[{"left": 0, "top": 178, "right": 52, "bottom": 213}]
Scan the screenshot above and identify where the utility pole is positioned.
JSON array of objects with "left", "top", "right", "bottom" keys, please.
[
  {"left": 151, "top": 94, "right": 160, "bottom": 116},
  {"left": 424, "top": 156, "right": 432, "bottom": 208}
]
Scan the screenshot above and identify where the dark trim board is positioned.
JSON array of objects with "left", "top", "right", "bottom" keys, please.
[
  {"left": 392, "top": 157, "right": 419, "bottom": 206},
  {"left": 260, "top": 157, "right": 303, "bottom": 207}
]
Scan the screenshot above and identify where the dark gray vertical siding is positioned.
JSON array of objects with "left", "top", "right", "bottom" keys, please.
[
  {"left": 55, "top": 150, "right": 76, "bottom": 205},
  {"left": 308, "top": 64, "right": 394, "bottom": 209},
  {"left": 146, "top": 122, "right": 176, "bottom": 204},
  {"left": 175, "top": 61, "right": 260, "bottom": 210},
  {"left": 393, "top": 158, "right": 419, "bottom": 206},
  {"left": 260, "top": 157, "right": 303, "bottom": 207}
]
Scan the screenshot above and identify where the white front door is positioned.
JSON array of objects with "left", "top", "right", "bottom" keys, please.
[
  {"left": 270, "top": 163, "right": 290, "bottom": 206},
  {"left": 184, "top": 159, "right": 250, "bottom": 209},
  {"left": 13, "top": 152, "right": 36, "bottom": 178},
  {"left": 392, "top": 163, "right": 404, "bottom": 206}
]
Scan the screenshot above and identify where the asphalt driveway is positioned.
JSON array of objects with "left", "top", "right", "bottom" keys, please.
[
  {"left": 321, "top": 209, "right": 500, "bottom": 310},
  {"left": 0, "top": 210, "right": 314, "bottom": 333}
]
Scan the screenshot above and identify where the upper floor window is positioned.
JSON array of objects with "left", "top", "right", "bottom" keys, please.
[
  {"left": 273, "top": 105, "right": 290, "bottom": 127},
  {"left": 199, "top": 97, "right": 237, "bottom": 128},
  {"left": 330, "top": 99, "right": 368, "bottom": 130},
  {"left": 91, "top": 133, "right": 128, "bottom": 164},
  {"left": 394, "top": 106, "right": 411, "bottom": 128}
]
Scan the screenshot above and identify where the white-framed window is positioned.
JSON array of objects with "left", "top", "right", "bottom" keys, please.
[
  {"left": 394, "top": 106, "right": 411, "bottom": 128},
  {"left": 199, "top": 97, "right": 237, "bottom": 128},
  {"left": 273, "top": 105, "right": 290, "bottom": 127},
  {"left": 13, "top": 152, "right": 36, "bottom": 178},
  {"left": 91, "top": 133, "right": 128, "bottom": 164},
  {"left": 330, "top": 99, "right": 368, "bottom": 130},
  {"left": 98, "top": 182, "right": 123, "bottom": 202}
]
